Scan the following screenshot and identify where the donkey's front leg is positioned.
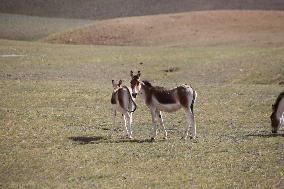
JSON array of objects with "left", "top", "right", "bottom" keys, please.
[
  {"left": 150, "top": 109, "right": 158, "bottom": 140},
  {"left": 129, "top": 112, "right": 133, "bottom": 126},
  {"left": 280, "top": 113, "right": 284, "bottom": 125},
  {"left": 156, "top": 110, "right": 167, "bottom": 139},
  {"left": 129, "top": 112, "right": 133, "bottom": 137}
]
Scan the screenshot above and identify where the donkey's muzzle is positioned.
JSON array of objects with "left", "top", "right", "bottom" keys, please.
[{"left": 132, "top": 93, "right": 137, "bottom": 98}]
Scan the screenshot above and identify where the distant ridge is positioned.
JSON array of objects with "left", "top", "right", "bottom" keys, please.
[{"left": 1, "top": 0, "right": 284, "bottom": 20}]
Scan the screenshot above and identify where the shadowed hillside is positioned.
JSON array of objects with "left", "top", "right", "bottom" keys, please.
[{"left": 1, "top": 0, "right": 284, "bottom": 19}]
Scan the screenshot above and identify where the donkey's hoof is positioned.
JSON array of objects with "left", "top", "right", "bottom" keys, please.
[
  {"left": 107, "top": 135, "right": 113, "bottom": 139},
  {"left": 190, "top": 136, "right": 197, "bottom": 140},
  {"left": 150, "top": 137, "right": 156, "bottom": 141},
  {"left": 163, "top": 136, "right": 168, "bottom": 140},
  {"left": 121, "top": 135, "right": 128, "bottom": 139},
  {"left": 190, "top": 136, "right": 198, "bottom": 143},
  {"left": 128, "top": 136, "right": 133, "bottom": 139}
]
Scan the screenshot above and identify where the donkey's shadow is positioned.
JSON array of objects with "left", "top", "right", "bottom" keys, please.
[
  {"left": 245, "top": 131, "right": 284, "bottom": 138},
  {"left": 68, "top": 136, "right": 155, "bottom": 144}
]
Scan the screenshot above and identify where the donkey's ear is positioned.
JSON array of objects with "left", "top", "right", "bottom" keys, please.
[
  {"left": 118, "top": 80, "right": 122, "bottom": 86},
  {"left": 137, "top": 71, "right": 141, "bottom": 77},
  {"left": 112, "top": 80, "right": 114, "bottom": 84},
  {"left": 130, "top": 70, "right": 134, "bottom": 77}
]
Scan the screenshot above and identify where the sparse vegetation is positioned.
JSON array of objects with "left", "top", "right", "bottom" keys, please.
[
  {"left": 0, "top": 2, "right": 284, "bottom": 187},
  {"left": 0, "top": 39, "right": 283, "bottom": 188}
]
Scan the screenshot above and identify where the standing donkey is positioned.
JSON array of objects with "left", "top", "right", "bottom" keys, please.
[
  {"left": 130, "top": 71, "right": 197, "bottom": 140},
  {"left": 270, "top": 91, "right": 284, "bottom": 133},
  {"left": 111, "top": 79, "right": 137, "bottom": 139}
]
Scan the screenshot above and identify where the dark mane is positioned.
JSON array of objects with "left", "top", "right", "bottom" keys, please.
[
  {"left": 142, "top": 80, "right": 153, "bottom": 87},
  {"left": 142, "top": 80, "right": 173, "bottom": 92},
  {"left": 273, "top": 91, "right": 284, "bottom": 112}
]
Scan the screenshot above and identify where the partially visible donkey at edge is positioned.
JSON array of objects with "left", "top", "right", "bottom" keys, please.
[
  {"left": 271, "top": 91, "right": 284, "bottom": 133},
  {"left": 111, "top": 79, "right": 137, "bottom": 139},
  {"left": 130, "top": 71, "right": 197, "bottom": 140}
]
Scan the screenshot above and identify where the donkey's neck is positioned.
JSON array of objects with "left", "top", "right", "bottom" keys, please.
[{"left": 140, "top": 83, "right": 152, "bottom": 105}]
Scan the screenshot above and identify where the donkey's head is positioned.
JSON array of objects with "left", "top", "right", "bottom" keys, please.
[
  {"left": 270, "top": 111, "right": 280, "bottom": 134},
  {"left": 112, "top": 79, "right": 122, "bottom": 90},
  {"left": 130, "top": 70, "right": 141, "bottom": 98}
]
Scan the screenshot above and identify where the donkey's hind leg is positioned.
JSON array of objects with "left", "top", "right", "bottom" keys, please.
[
  {"left": 123, "top": 111, "right": 133, "bottom": 139},
  {"left": 150, "top": 109, "right": 158, "bottom": 140},
  {"left": 156, "top": 110, "right": 167, "bottom": 139},
  {"left": 184, "top": 109, "right": 196, "bottom": 139},
  {"left": 110, "top": 108, "right": 116, "bottom": 137}
]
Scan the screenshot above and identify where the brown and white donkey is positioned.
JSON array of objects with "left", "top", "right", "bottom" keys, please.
[
  {"left": 111, "top": 79, "right": 137, "bottom": 139},
  {"left": 130, "top": 71, "right": 197, "bottom": 140}
]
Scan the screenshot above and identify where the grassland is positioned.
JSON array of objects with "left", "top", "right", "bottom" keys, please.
[
  {"left": 0, "top": 36, "right": 284, "bottom": 188},
  {"left": 0, "top": 13, "right": 94, "bottom": 41}
]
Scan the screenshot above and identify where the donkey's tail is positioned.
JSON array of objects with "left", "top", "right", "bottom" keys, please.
[
  {"left": 129, "top": 98, "right": 137, "bottom": 113},
  {"left": 190, "top": 90, "right": 197, "bottom": 113}
]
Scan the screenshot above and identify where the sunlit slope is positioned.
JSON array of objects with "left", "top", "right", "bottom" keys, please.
[{"left": 44, "top": 11, "right": 284, "bottom": 47}]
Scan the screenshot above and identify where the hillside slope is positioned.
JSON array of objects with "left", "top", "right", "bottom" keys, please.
[
  {"left": 44, "top": 11, "right": 284, "bottom": 47},
  {"left": 1, "top": 0, "right": 284, "bottom": 20}
]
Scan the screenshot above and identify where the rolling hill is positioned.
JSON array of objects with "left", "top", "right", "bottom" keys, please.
[{"left": 44, "top": 11, "right": 284, "bottom": 47}]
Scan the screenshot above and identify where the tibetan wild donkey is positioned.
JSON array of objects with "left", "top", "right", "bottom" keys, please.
[
  {"left": 111, "top": 79, "right": 137, "bottom": 139},
  {"left": 130, "top": 71, "right": 197, "bottom": 140},
  {"left": 270, "top": 91, "right": 284, "bottom": 133}
]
